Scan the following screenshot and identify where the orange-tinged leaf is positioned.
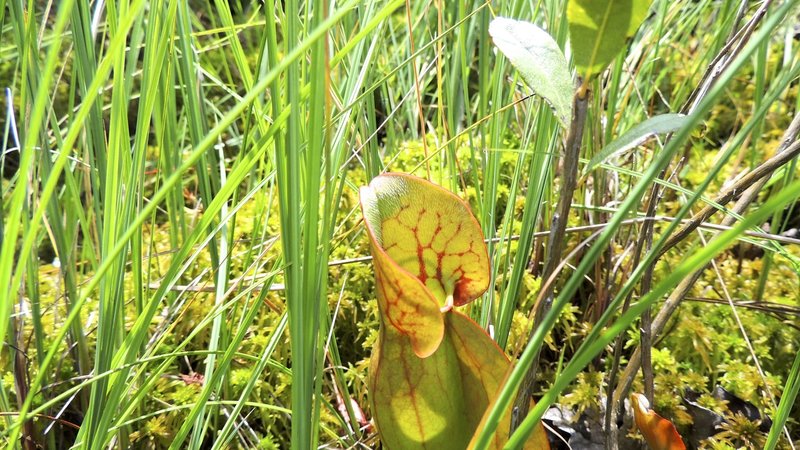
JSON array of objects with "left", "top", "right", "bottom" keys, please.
[
  {"left": 360, "top": 174, "right": 550, "bottom": 449},
  {"left": 631, "top": 393, "right": 687, "bottom": 450},
  {"left": 360, "top": 173, "right": 490, "bottom": 357},
  {"left": 362, "top": 173, "right": 489, "bottom": 307}
]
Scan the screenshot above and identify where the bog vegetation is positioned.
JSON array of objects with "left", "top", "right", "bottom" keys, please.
[{"left": 0, "top": 0, "right": 798, "bottom": 449}]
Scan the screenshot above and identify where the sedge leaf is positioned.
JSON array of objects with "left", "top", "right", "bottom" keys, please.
[{"left": 585, "top": 113, "right": 689, "bottom": 173}]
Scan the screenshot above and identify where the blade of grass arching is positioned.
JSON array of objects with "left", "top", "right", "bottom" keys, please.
[
  {"left": 750, "top": 38, "right": 774, "bottom": 301},
  {"left": 10, "top": 0, "right": 95, "bottom": 415},
  {"left": 304, "top": 0, "right": 333, "bottom": 444},
  {"left": 108, "top": 178, "right": 278, "bottom": 433},
  {"left": 508, "top": 177, "right": 800, "bottom": 447},
  {"left": 152, "top": 12, "right": 186, "bottom": 256},
  {"left": 756, "top": 162, "right": 798, "bottom": 302},
  {"left": 172, "top": 1, "right": 227, "bottom": 443},
  {"left": 472, "top": 3, "right": 490, "bottom": 228},
  {"left": 20, "top": 347, "right": 272, "bottom": 424},
  {"left": 68, "top": 0, "right": 108, "bottom": 227},
  {"left": 322, "top": 300, "right": 365, "bottom": 445},
  {"left": 209, "top": 188, "right": 284, "bottom": 448},
  {"left": 210, "top": 312, "right": 290, "bottom": 449},
  {"left": 472, "top": 2, "right": 797, "bottom": 445},
  {"left": 0, "top": 88, "right": 13, "bottom": 435},
  {"left": 168, "top": 266, "right": 282, "bottom": 449},
  {"left": 479, "top": 20, "right": 506, "bottom": 327},
  {"left": 0, "top": 0, "right": 77, "bottom": 413},
  {"left": 479, "top": 33, "right": 517, "bottom": 327},
  {"left": 82, "top": 0, "right": 144, "bottom": 445},
  {"left": 175, "top": 0, "right": 220, "bottom": 268},
  {"left": 495, "top": 110, "right": 559, "bottom": 349},
  {"left": 189, "top": 150, "right": 231, "bottom": 448},
  {"left": 128, "top": 0, "right": 181, "bottom": 430},
  {"left": 765, "top": 347, "right": 800, "bottom": 450},
  {"left": 274, "top": 0, "right": 310, "bottom": 447},
  {"left": 101, "top": 145, "right": 275, "bottom": 447},
  {"left": 5, "top": 5, "right": 349, "bottom": 443}
]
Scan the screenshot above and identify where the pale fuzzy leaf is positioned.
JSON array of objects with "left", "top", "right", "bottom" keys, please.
[{"left": 490, "top": 17, "right": 574, "bottom": 128}]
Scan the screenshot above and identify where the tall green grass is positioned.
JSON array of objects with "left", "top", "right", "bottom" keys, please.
[{"left": 1, "top": 0, "right": 798, "bottom": 448}]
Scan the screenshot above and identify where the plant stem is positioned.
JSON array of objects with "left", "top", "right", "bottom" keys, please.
[{"left": 510, "top": 87, "right": 588, "bottom": 432}]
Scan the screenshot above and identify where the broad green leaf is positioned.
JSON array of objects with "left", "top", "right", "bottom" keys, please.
[
  {"left": 568, "top": 0, "right": 652, "bottom": 79},
  {"left": 584, "top": 113, "right": 689, "bottom": 173},
  {"left": 631, "top": 393, "right": 687, "bottom": 450},
  {"left": 489, "top": 17, "right": 574, "bottom": 128},
  {"left": 360, "top": 173, "right": 549, "bottom": 449}
]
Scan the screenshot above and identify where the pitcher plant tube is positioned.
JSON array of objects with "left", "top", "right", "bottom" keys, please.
[{"left": 359, "top": 173, "right": 549, "bottom": 449}]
